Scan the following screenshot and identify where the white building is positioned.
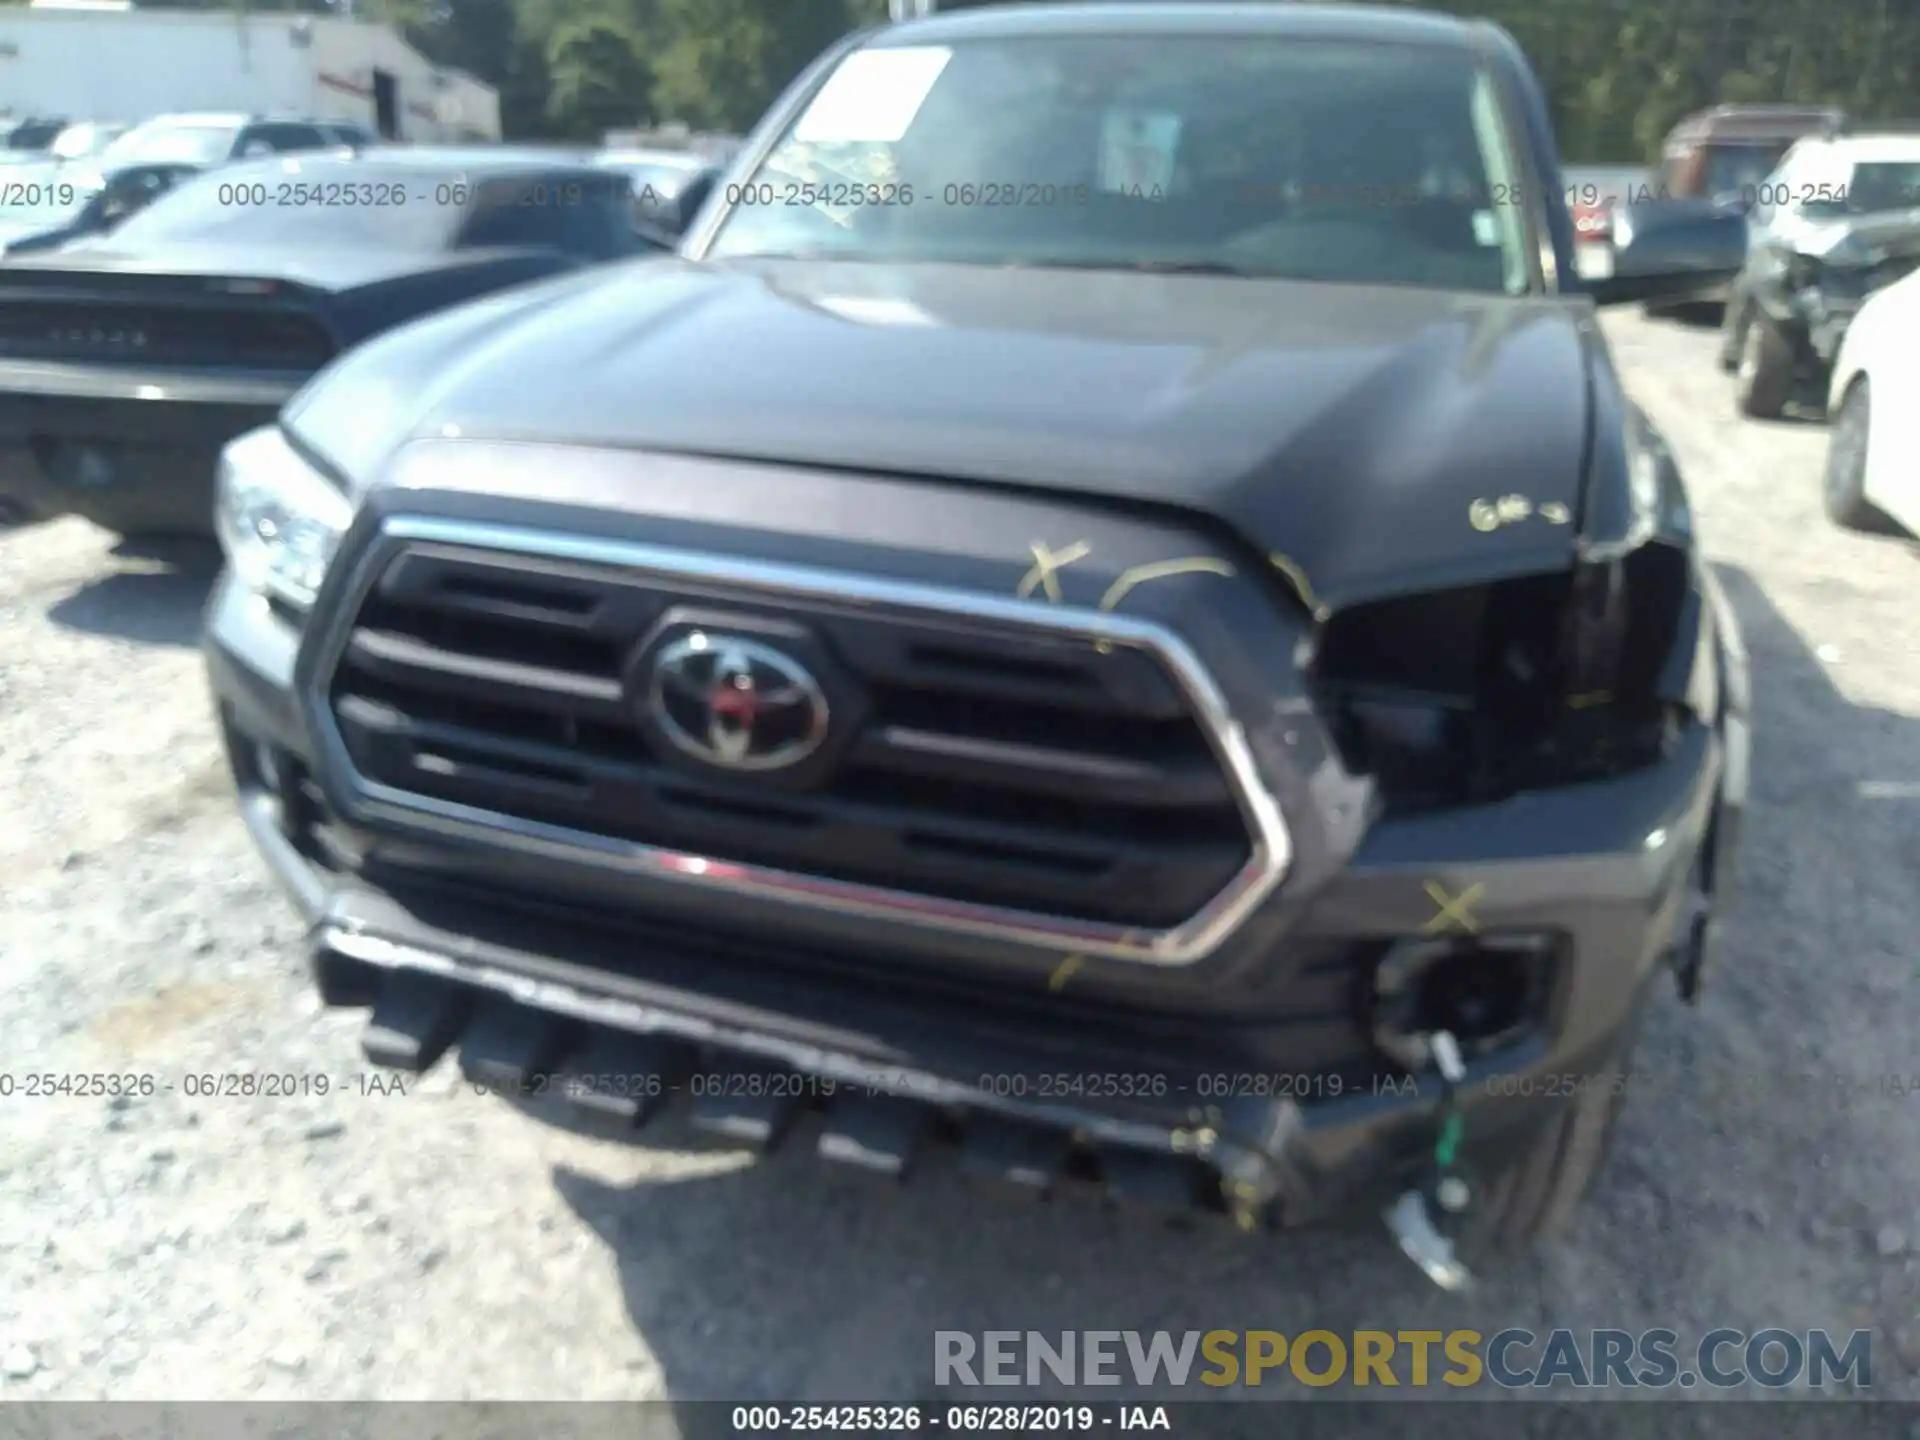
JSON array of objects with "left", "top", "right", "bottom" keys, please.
[{"left": 0, "top": 5, "right": 501, "bottom": 141}]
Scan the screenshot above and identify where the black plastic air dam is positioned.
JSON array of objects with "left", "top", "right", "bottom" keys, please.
[{"left": 312, "top": 937, "right": 1326, "bottom": 1223}]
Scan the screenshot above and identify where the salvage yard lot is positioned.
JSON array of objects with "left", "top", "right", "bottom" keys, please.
[{"left": 2, "top": 311, "right": 1918, "bottom": 1409}]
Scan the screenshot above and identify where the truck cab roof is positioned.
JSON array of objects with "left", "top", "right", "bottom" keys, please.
[
  {"left": 888, "top": 1, "right": 1494, "bottom": 47},
  {"left": 1663, "top": 104, "right": 1845, "bottom": 147}
]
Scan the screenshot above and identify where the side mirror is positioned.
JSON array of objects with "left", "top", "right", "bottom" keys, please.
[{"left": 632, "top": 184, "right": 689, "bottom": 240}]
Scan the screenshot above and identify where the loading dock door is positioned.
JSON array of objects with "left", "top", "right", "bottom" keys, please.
[{"left": 373, "top": 69, "right": 399, "bottom": 139}]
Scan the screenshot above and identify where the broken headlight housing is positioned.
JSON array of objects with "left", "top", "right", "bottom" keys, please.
[{"left": 1310, "top": 444, "right": 1710, "bottom": 814}]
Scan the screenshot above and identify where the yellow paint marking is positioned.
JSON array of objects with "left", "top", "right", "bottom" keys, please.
[
  {"left": 1471, "top": 494, "right": 1570, "bottom": 532},
  {"left": 1097, "top": 556, "right": 1236, "bottom": 613},
  {"left": 1266, "top": 551, "right": 1325, "bottom": 620},
  {"left": 1016, "top": 540, "right": 1093, "bottom": 603},
  {"left": 1568, "top": 690, "right": 1612, "bottom": 709},
  {"left": 1047, "top": 954, "right": 1086, "bottom": 992},
  {"left": 1420, "top": 880, "right": 1485, "bottom": 935}
]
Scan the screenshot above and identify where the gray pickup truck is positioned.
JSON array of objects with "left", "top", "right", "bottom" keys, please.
[{"left": 204, "top": 1, "right": 1749, "bottom": 1289}]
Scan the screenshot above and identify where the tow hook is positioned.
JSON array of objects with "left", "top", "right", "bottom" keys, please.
[{"left": 1382, "top": 1030, "right": 1475, "bottom": 1291}]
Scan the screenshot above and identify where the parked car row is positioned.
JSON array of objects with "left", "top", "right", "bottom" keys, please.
[
  {"left": 1573, "top": 106, "right": 1920, "bottom": 539},
  {"left": 0, "top": 144, "right": 689, "bottom": 536},
  {"left": 0, "top": 111, "right": 378, "bottom": 257}
]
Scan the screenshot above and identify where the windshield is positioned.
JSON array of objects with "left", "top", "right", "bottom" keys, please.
[
  {"left": 102, "top": 120, "right": 242, "bottom": 167},
  {"left": 1701, "top": 143, "right": 1791, "bottom": 199},
  {"left": 50, "top": 123, "right": 122, "bottom": 162},
  {"left": 102, "top": 164, "right": 465, "bottom": 251},
  {"left": 0, "top": 163, "right": 90, "bottom": 226},
  {"left": 707, "top": 36, "right": 1533, "bottom": 294},
  {"left": 1838, "top": 161, "right": 1920, "bottom": 214}
]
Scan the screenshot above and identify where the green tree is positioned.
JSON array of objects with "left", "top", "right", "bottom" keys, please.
[{"left": 544, "top": 7, "right": 652, "bottom": 138}]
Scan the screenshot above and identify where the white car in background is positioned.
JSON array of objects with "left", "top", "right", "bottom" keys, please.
[{"left": 1825, "top": 265, "right": 1920, "bottom": 533}]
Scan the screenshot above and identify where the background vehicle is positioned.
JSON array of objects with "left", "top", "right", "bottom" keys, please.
[
  {"left": 1657, "top": 104, "right": 1846, "bottom": 205},
  {"left": 204, "top": 3, "right": 1748, "bottom": 1288},
  {"left": 1718, "top": 131, "right": 1920, "bottom": 419},
  {"left": 1607, "top": 192, "right": 1753, "bottom": 304},
  {"left": 1823, "top": 266, "right": 1920, "bottom": 533},
  {"left": 1636, "top": 104, "right": 1844, "bottom": 316},
  {"left": 95, "top": 113, "right": 361, "bottom": 169},
  {"left": 0, "top": 157, "right": 199, "bottom": 257},
  {"left": 0, "top": 114, "right": 357, "bottom": 258},
  {"left": 45, "top": 120, "right": 130, "bottom": 163},
  {"left": 0, "top": 148, "right": 646, "bottom": 538},
  {"left": 0, "top": 115, "right": 71, "bottom": 154},
  {"left": 1563, "top": 163, "right": 1651, "bottom": 279}
]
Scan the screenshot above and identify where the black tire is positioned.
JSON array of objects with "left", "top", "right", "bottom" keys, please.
[
  {"left": 1462, "top": 1055, "right": 1631, "bottom": 1253},
  {"left": 1823, "top": 379, "right": 1902, "bottom": 534},
  {"left": 1733, "top": 315, "right": 1793, "bottom": 419}
]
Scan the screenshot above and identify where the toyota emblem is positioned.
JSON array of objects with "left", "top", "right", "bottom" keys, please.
[{"left": 647, "top": 633, "right": 830, "bottom": 772}]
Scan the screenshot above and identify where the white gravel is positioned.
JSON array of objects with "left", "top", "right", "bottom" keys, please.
[{"left": 1, "top": 311, "right": 1916, "bottom": 1408}]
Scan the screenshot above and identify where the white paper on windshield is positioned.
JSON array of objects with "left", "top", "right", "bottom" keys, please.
[
  {"left": 792, "top": 46, "right": 952, "bottom": 144},
  {"left": 1098, "top": 110, "right": 1182, "bottom": 194}
]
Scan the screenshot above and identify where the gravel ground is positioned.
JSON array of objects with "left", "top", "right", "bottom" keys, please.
[{"left": 1, "top": 310, "right": 1917, "bottom": 1414}]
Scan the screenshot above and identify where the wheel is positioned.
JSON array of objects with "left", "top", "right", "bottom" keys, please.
[
  {"left": 1733, "top": 315, "right": 1792, "bottom": 419},
  {"left": 1823, "top": 379, "right": 1901, "bottom": 534}
]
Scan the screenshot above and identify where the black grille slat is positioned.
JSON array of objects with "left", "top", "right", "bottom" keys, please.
[
  {"left": 335, "top": 698, "right": 1251, "bottom": 916},
  {"left": 327, "top": 544, "right": 1259, "bottom": 931},
  {"left": 0, "top": 299, "right": 335, "bottom": 370},
  {"left": 852, "top": 725, "right": 1235, "bottom": 809},
  {"left": 343, "top": 629, "right": 627, "bottom": 716}
]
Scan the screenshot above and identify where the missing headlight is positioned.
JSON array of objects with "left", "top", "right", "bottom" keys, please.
[{"left": 1312, "top": 572, "right": 1570, "bottom": 812}]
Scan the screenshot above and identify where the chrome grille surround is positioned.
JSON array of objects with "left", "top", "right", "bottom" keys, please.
[{"left": 299, "top": 515, "right": 1294, "bottom": 966}]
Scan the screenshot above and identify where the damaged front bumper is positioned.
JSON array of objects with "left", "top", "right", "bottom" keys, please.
[{"left": 205, "top": 545, "right": 1752, "bottom": 1232}]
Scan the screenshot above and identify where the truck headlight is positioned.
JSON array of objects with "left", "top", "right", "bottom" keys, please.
[{"left": 214, "top": 425, "right": 352, "bottom": 611}]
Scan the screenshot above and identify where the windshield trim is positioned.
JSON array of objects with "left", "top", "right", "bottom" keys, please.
[{"left": 689, "top": 30, "right": 1547, "bottom": 299}]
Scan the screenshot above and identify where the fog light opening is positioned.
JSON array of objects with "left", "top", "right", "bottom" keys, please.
[{"left": 1370, "top": 936, "right": 1543, "bottom": 1071}]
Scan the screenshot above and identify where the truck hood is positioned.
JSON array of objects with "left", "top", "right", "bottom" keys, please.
[
  {"left": 1787, "top": 208, "right": 1920, "bottom": 265},
  {"left": 289, "top": 256, "right": 1599, "bottom": 608},
  {"left": 37, "top": 241, "right": 481, "bottom": 293}
]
